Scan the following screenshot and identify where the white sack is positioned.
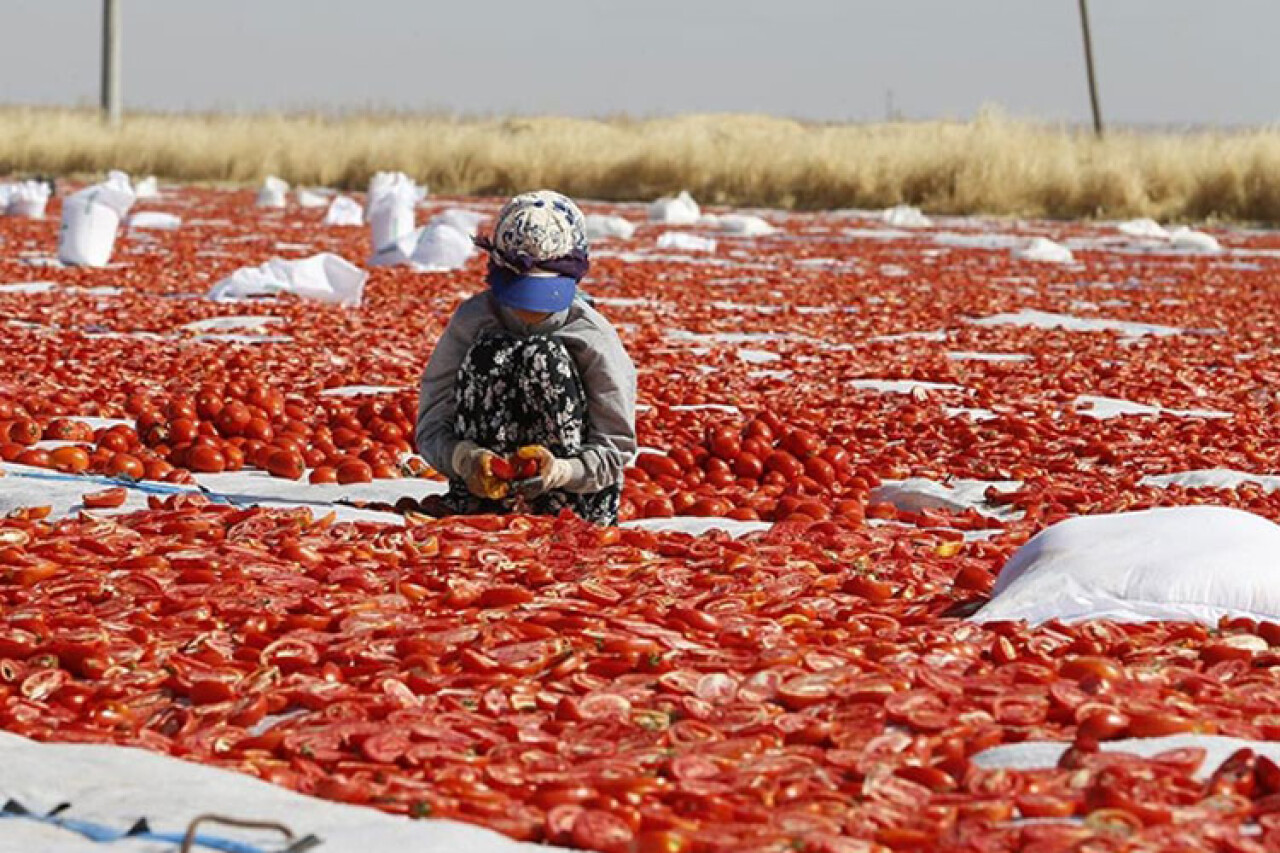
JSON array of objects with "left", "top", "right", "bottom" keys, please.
[
  {"left": 649, "top": 190, "right": 700, "bottom": 225},
  {"left": 208, "top": 253, "right": 368, "bottom": 307},
  {"left": 410, "top": 220, "right": 475, "bottom": 270},
  {"left": 369, "top": 219, "right": 474, "bottom": 271},
  {"left": 1169, "top": 226, "right": 1222, "bottom": 253},
  {"left": 657, "top": 231, "right": 717, "bottom": 253},
  {"left": 57, "top": 172, "right": 136, "bottom": 267},
  {"left": 973, "top": 506, "right": 1280, "bottom": 625},
  {"left": 255, "top": 175, "right": 289, "bottom": 208},
  {"left": 128, "top": 211, "right": 181, "bottom": 231},
  {"left": 296, "top": 188, "right": 330, "bottom": 208},
  {"left": 711, "top": 213, "right": 776, "bottom": 236},
  {"left": 585, "top": 214, "right": 636, "bottom": 241},
  {"left": 367, "top": 173, "right": 418, "bottom": 252},
  {"left": 881, "top": 205, "right": 932, "bottom": 228},
  {"left": 4, "top": 180, "right": 51, "bottom": 219},
  {"left": 1117, "top": 218, "right": 1169, "bottom": 240},
  {"left": 1013, "top": 237, "right": 1074, "bottom": 264},
  {"left": 133, "top": 176, "right": 159, "bottom": 199},
  {"left": 324, "top": 195, "right": 364, "bottom": 226}
]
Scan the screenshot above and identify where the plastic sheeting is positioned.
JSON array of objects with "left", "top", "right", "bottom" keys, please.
[
  {"left": 656, "top": 232, "right": 716, "bottom": 253},
  {"left": 128, "top": 212, "right": 181, "bottom": 231},
  {"left": 295, "top": 188, "right": 330, "bottom": 208},
  {"left": 701, "top": 214, "right": 776, "bottom": 237},
  {"left": 973, "top": 734, "right": 1280, "bottom": 779},
  {"left": 973, "top": 506, "right": 1280, "bottom": 625},
  {"left": 0, "top": 730, "right": 567, "bottom": 853},
  {"left": 208, "top": 253, "right": 368, "bottom": 307},
  {"left": 585, "top": 214, "right": 636, "bottom": 241},
  {"left": 1013, "top": 237, "right": 1074, "bottom": 264}
]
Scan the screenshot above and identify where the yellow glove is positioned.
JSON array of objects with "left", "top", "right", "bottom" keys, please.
[{"left": 452, "top": 441, "right": 509, "bottom": 500}]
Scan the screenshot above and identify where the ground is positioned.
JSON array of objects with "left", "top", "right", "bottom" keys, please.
[{"left": 1, "top": 186, "right": 1280, "bottom": 851}]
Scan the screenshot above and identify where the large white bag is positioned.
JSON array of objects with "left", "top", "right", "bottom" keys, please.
[
  {"left": 648, "top": 190, "right": 700, "bottom": 225},
  {"left": 368, "top": 211, "right": 475, "bottom": 271},
  {"left": 5, "top": 180, "right": 52, "bottom": 219},
  {"left": 367, "top": 173, "right": 418, "bottom": 252},
  {"left": 208, "top": 253, "right": 368, "bottom": 307},
  {"left": 324, "top": 195, "right": 364, "bottom": 226},
  {"left": 255, "top": 175, "right": 289, "bottom": 208},
  {"left": 57, "top": 172, "right": 136, "bottom": 267},
  {"left": 973, "top": 506, "right": 1280, "bottom": 625}
]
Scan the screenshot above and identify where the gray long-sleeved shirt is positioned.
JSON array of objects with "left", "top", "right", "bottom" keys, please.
[{"left": 414, "top": 292, "right": 637, "bottom": 494}]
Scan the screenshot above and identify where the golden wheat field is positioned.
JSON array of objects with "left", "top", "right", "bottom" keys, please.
[{"left": 2, "top": 106, "right": 1279, "bottom": 222}]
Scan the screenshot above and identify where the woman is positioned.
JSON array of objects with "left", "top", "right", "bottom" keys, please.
[{"left": 414, "top": 191, "right": 637, "bottom": 525}]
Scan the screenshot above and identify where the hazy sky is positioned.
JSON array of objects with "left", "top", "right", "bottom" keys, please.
[{"left": 2, "top": 1, "right": 1275, "bottom": 126}]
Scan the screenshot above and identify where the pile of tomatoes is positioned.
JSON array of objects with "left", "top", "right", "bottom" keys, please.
[{"left": 2, "top": 186, "right": 1280, "bottom": 850}]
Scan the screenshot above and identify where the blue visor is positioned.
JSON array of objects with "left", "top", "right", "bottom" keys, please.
[{"left": 490, "top": 273, "right": 578, "bottom": 313}]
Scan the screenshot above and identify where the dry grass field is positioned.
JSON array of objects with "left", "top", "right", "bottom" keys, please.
[{"left": 2, "top": 106, "right": 1278, "bottom": 222}]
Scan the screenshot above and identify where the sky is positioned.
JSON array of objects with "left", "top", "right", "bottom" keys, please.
[{"left": 1, "top": 1, "right": 1276, "bottom": 127}]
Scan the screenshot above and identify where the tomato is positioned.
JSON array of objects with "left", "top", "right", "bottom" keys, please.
[
  {"left": 188, "top": 446, "right": 226, "bottom": 474},
  {"left": 309, "top": 466, "right": 338, "bottom": 484},
  {"left": 105, "top": 452, "right": 146, "bottom": 480},
  {"left": 571, "top": 809, "right": 635, "bottom": 853},
  {"left": 82, "top": 487, "right": 127, "bottom": 509},
  {"left": 264, "top": 449, "right": 305, "bottom": 480},
  {"left": 335, "top": 459, "right": 373, "bottom": 484},
  {"left": 763, "top": 451, "right": 803, "bottom": 479},
  {"left": 15, "top": 448, "right": 52, "bottom": 468},
  {"left": 7, "top": 419, "right": 42, "bottom": 447}
]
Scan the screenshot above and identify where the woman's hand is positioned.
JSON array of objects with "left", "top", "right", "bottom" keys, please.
[
  {"left": 451, "top": 440, "right": 510, "bottom": 500},
  {"left": 515, "top": 445, "right": 577, "bottom": 496}
]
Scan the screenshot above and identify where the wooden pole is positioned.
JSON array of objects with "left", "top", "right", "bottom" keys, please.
[
  {"left": 102, "top": 0, "right": 121, "bottom": 125},
  {"left": 1077, "top": 0, "right": 1103, "bottom": 137}
]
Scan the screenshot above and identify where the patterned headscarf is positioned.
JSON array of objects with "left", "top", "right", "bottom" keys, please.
[{"left": 475, "top": 190, "right": 591, "bottom": 286}]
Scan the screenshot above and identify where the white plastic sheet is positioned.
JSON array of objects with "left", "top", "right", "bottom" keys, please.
[
  {"left": 973, "top": 506, "right": 1280, "bottom": 625},
  {"left": 657, "top": 232, "right": 716, "bottom": 253},
  {"left": 585, "top": 213, "right": 637, "bottom": 241},
  {"left": 704, "top": 213, "right": 776, "bottom": 236},
  {"left": 1013, "top": 237, "right": 1074, "bottom": 264},
  {"left": 4, "top": 179, "right": 52, "bottom": 219},
  {"left": 1169, "top": 226, "right": 1222, "bottom": 253},
  {"left": 208, "top": 253, "right": 368, "bottom": 307},
  {"left": 324, "top": 195, "right": 364, "bottom": 226},
  {"left": 128, "top": 211, "right": 181, "bottom": 231},
  {"left": 1117, "top": 218, "right": 1169, "bottom": 240},
  {"left": 871, "top": 477, "right": 1021, "bottom": 519},
  {"left": 57, "top": 171, "right": 136, "bottom": 267},
  {"left": 255, "top": 175, "right": 289, "bottom": 208},
  {"left": 974, "top": 734, "right": 1280, "bottom": 779},
  {"left": 0, "top": 730, "right": 567, "bottom": 853},
  {"left": 648, "top": 190, "right": 700, "bottom": 225},
  {"left": 296, "top": 187, "right": 330, "bottom": 208}
]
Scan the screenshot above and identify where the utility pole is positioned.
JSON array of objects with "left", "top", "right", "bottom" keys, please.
[
  {"left": 102, "top": 0, "right": 122, "bottom": 125},
  {"left": 1077, "top": 0, "right": 1103, "bottom": 137}
]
